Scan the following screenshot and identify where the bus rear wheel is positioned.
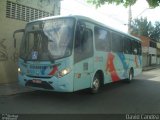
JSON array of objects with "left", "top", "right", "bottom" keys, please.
[
  {"left": 125, "top": 69, "right": 133, "bottom": 83},
  {"left": 129, "top": 70, "right": 133, "bottom": 81},
  {"left": 90, "top": 74, "right": 100, "bottom": 94}
]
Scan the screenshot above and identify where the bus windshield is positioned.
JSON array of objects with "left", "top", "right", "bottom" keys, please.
[{"left": 20, "top": 18, "right": 75, "bottom": 61}]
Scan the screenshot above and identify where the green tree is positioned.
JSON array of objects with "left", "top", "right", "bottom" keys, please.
[
  {"left": 130, "top": 17, "right": 153, "bottom": 37},
  {"left": 131, "top": 18, "right": 160, "bottom": 42},
  {"left": 150, "top": 22, "right": 160, "bottom": 41},
  {"left": 87, "top": 0, "right": 160, "bottom": 8}
]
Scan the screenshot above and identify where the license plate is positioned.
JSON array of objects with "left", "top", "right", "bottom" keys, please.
[{"left": 32, "top": 79, "right": 42, "bottom": 84}]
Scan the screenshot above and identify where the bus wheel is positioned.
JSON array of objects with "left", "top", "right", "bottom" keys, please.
[
  {"left": 129, "top": 69, "right": 133, "bottom": 81},
  {"left": 126, "top": 69, "right": 133, "bottom": 83},
  {"left": 90, "top": 74, "right": 100, "bottom": 94}
]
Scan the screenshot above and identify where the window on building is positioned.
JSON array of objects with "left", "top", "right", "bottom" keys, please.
[
  {"left": 6, "top": 1, "right": 52, "bottom": 22},
  {"left": 150, "top": 41, "right": 156, "bottom": 48}
]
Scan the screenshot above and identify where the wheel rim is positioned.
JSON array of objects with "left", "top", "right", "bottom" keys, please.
[
  {"left": 129, "top": 71, "right": 133, "bottom": 80},
  {"left": 93, "top": 78, "right": 100, "bottom": 91}
]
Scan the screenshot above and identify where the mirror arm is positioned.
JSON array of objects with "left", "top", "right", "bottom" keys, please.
[{"left": 13, "top": 29, "right": 25, "bottom": 48}]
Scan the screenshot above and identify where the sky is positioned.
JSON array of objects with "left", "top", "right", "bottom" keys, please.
[{"left": 61, "top": 0, "right": 160, "bottom": 33}]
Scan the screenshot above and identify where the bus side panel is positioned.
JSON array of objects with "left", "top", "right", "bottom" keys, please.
[
  {"left": 97, "top": 52, "right": 142, "bottom": 85},
  {"left": 105, "top": 52, "right": 128, "bottom": 82},
  {"left": 95, "top": 52, "right": 130, "bottom": 85},
  {"left": 73, "top": 57, "right": 94, "bottom": 91},
  {"left": 133, "top": 55, "right": 142, "bottom": 76},
  {"left": 94, "top": 51, "right": 112, "bottom": 84}
]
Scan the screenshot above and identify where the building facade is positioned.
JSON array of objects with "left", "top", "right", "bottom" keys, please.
[
  {"left": 149, "top": 40, "right": 157, "bottom": 65},
  {"left": 133, "top": 35, "right": 160, "bottom": 67},
  {"left": 140, "top": 36, "right": 150, "bottom": 67},
  {"left": 0, "top": 0, "right": 60, "bottom": 83},
  {"left": 157, "top": 42, "right": 160, "bottom": 64}
]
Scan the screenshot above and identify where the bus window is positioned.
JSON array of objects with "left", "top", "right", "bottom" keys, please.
[
  {"left": 94, "top": 27, "right": 110, "bottom": 52},
  {"left": 138, "top": 42, "right": 142, "bottom": 55},
  {"left": 124, "top": 37, "right": 132, "bottom": 54},
  {"left": 74, "top": 23, "right": 93, "bottom": 63},
  {"left": 132, "top": 40, "right": 138, "bottom": 55},
  {"left": 111, "top": 32, "right": 123, "bottom": 52}
]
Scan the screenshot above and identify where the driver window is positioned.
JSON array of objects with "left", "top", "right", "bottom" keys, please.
[{"left": 74, "top": 22, "right": 93, "bottom": 63}]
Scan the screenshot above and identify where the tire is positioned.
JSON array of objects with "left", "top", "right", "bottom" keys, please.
[
  {"left": 90, "top": 74, "right": 100, "bottom": 94},
  {"left": 129, "top": 70, "right": 133, "bottom": 81},
  {"left": 125, "top": 69, "right": 133, "bottom": 83}
]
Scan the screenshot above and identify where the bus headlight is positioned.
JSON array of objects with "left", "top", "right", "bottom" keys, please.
[
  {"left": 58, "top": 68, "right": 71, "bottom": 78},
  {"left": 18, "top": 67, "right": 21, "bottom": 74}
]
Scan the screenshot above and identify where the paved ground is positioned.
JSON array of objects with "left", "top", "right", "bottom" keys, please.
[
  {"left": 0, "top": 68, "right": 160, "bottom": 120},
  {"left": 0, "top": 82, "right": 33, "bottom": 96},
  {"left": 0, "top": 68, "right": 160, "bottom": 115}
]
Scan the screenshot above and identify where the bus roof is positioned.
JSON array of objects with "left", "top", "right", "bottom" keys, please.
[{"left": 29, "top": 15, "right": 141, "bottom": 42}]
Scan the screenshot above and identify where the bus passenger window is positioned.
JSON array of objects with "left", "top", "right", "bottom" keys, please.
[
  {"left": 111, "top": 32, "right": 123, "bottom": 52},
  {"left": 94, "top": 27, "right": 110, "bottom": 52},
  {"left": 132, "top": 40, "right": 138, "bottom": 55},
  {"left": 137, "top": 42, "right": 142, "bottom": 55},
  {"left": 124, "top": 37, "right": 132, "bottom": 54}
]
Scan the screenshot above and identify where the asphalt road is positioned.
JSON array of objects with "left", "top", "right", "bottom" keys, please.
[{"left": 0, "top": 69, "right": 160, "bottom": 114}]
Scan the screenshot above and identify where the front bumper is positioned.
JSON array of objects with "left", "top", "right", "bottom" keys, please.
[{"left": 18, "top": 74, "right": 74, "bottom": 92}]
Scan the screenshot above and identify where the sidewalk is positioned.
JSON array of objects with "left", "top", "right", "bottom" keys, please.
[
  {"left": 142, "top": 64, "right": 160, "bottom": 71},
  {"left": 0, "top": 82, "right": 33, "bottom": 96}
]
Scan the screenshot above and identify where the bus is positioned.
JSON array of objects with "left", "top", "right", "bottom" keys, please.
[{"left": 13, "top": 15, "right": 142, "bottom": 93}]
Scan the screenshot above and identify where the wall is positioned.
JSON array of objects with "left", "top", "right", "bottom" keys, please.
[
  {"left": 142, "top": 54, "right": 148, "bottom": 67},
  {"left": 157, "top": 43, "right": 160, "bottom": 65},
  {"left": 11, "top": 0, "right": 60, "bottom": 15},
  {"left": 0, "top": 0, "right": 60, "bottom": 83}
]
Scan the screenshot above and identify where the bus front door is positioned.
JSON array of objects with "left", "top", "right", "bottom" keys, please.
[{"left": 73, "top": 24, "right": 94, "bottom": 91}]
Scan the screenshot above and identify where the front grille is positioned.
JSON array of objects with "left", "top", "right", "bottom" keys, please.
[
  {"left": 25, "top": 80, "right": 54, "bottom": 90},
  {"left": 29, "top": 65, "right": 52, "bottom": 69},
  {"left": 26, "top": 75, "right": 52, "bottom": 79}
]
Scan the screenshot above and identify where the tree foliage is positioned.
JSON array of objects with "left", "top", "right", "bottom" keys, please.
[
  {"left": 150, "top": 22, "right": 160, "bottom": 41},
  {"left": 87, "top": 0, "right": 160, "bottom": 8},
  {"left": 131, "top": 17, "right": 152, "bottom": 37},
  {"left": 147, "top": 0, "right": 160, "bottom": 8},
  {"left": 131, "top": 17, "right": 160, "bottom": 42}
]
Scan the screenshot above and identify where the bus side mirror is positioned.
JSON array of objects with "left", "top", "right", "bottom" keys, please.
[
  {"left": 13, "top": 29, "right": 24, "bottom": 48},
  {"left": 77, "top": 21, "right": 86, "bottom": 36}
]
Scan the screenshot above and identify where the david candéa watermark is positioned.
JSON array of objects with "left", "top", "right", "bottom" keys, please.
[
  {"left": 126, "top": 114, "right": 160, "bottom": 120},
  {"left": 1, "top": 114, "right": 18, "bottom": 120}
]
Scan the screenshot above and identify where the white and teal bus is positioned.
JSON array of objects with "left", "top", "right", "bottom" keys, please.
[{"left": 14, "top": 15, "right": 142, "bottom": 93}]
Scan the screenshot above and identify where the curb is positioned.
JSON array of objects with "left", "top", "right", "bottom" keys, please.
[
  {"left": 0, "top": 83, "right": 34, "bottom": 96},
  {"left": 142, "top": 66, "right": 160, "bottom": 71},
  {"left": 0, "top": 90, "right": 34, "bottom": 96},
  {"left": 142, "top": 68, "right": 157, "bottom": 71}
]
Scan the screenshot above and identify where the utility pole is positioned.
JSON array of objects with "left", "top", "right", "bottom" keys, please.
[{"left": 128, "top": 5, "right": 132, "bottom": 34}]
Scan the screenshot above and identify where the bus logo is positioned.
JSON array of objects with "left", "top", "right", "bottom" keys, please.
[{"left": 32, "top": 51, "right": 38, "bottom": 60}]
